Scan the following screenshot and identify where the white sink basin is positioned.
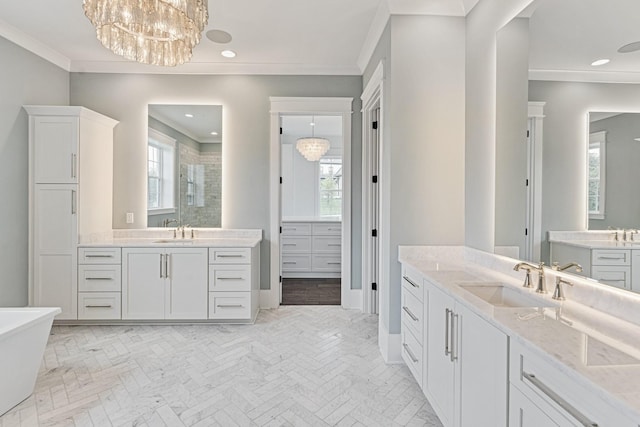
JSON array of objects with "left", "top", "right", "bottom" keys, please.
[{"left": 459, "top": 282, "right": 554, "bottom": 308}]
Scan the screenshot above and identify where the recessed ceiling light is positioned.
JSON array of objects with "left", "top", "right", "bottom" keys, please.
[
  {"left": 591, "top": 59, "right": 610, "bottom": 66},
  {"left": 210, "top": 131, "right": 218, "bottom": 136},
  {"left": 206, "top": 30, "right": 232, "bottom": 44},
  {"left": 221, "top": 50, "right": 236, "bottom": 58},
  {"left": 185, "top": 113, "right": 194, "bottom": 118},
  {"left": 618, "top": 41, "right": 640, "bottom": 53}
]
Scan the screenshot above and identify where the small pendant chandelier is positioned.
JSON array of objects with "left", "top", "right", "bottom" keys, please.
[
  {"left": 83, "top": 0, "right": 209, "bottom": 67},
  {"left": 296, "top": 117, "right": 330, "bottom": 161}
]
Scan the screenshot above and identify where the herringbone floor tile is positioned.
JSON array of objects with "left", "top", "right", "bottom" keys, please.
[{"left": 1, "top": 307, "right": 442, "bottom": 427}]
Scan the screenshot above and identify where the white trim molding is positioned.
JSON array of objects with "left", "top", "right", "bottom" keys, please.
[
  {"left": 0, "top": 19, "right": 70, "bottom": 71},
  {"left": 267, "top": 97, "right": 354, "bottom": 310},
  {"left": 378, "top": 321, "right": 402, "bottom": 364}
]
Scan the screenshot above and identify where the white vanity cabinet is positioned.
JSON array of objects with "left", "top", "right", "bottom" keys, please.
[
  {"left": 78, "top": 247, "right": 122, "bottom": 320},
  {"left": 208, "top": 247, "right": 260, "bottom": 321},
  {"left": 26, "top": 106, "right": 117, "bottom": 320},
  {"left": 509, "top": 340, "right": 637, "bottom": 427},
  {"left": 424, "top": 281, "right": 508, "bottom": 427},
  {"left": 400, "top": 266, "right": 425, "bottom": 388},
  {"left": 122, "top": 248, "right": 208, "bottom": 320}
]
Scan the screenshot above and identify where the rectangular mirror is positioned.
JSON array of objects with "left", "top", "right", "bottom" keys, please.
[{"left": 147, "top": 104, "right": 222, "bottom": 228}]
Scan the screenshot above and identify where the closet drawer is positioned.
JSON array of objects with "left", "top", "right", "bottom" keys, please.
[
  {"left": 592, "top": 249, "right": 630, "bottom": 266},
  {"left": 401, "top": 327, "right": 423, "bottom": 388},
  {"left": 209, "top": 248, "right": 251, "bottom": 264},
  {"left": 312, "top": 223, "right": 341, "bottom": 236},
  {"left": 78, "top": 247, "right": 121, "bottom": 264},
  {"left": 282, "top": 236, "right": 312, "bottom": 253},
  {"left": 312, "top": 235, "right": 341, "bottom": 253},
  {"left": 591, "top": 266, "right": 630, "bottom": 289},
  {"left": 402, "top": 266, "right": 424, "bottom": 302},
  {"left": 208, "top": 292, "right": 251, "bottom": 319},
  {"left": 78, "top": 292, "right": 121, "bottom": 320},
  {"left": 209, "top": 265, "right": 251, "bottom": 292},
  {"left": 281, "top": 223, "right": 311, "bottom": 236},
  {"left": 312, "top": 254, "right": 341, "bottom": 272},
  {"left": 78, "top": 265, "right": 121, "bottom": 292},
  {"left": 401, "top": 290, "right": 423, "bottom": 340},
  {"left": 282, "top": 254, "right": 311, "bottom": 272}
]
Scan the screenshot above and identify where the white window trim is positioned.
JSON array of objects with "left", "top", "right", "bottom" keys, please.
[
  {"left": 148, "top": 127, "right": 177, "bottom": 212},
  {"left": 588, "top": 131, "right": 606, "bottom": 220}
]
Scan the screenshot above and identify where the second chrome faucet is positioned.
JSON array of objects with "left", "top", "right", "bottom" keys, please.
[{"left": 513, "top": 261, "right": 546, "bottom": 293}]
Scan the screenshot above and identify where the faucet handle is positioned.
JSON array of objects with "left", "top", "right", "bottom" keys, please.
[{"left": 552, "top": 278, "right": 574, "bottom": 301}]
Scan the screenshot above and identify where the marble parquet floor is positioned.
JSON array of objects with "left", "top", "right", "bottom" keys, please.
[{"left": 0, "top": 306, "right": 442, "bottom": 427}]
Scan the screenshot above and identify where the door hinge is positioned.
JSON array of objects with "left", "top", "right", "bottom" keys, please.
[
  {"left": 372, "top": 282, "right": 377, "bottom": 291},
  {"left": 525, "top": 178, "right": 529, "bottom": 186},
  {"left": 280, "top": 127, "right": 283, "bottom": 135},
  {"left": 526, "top": 130, "right": 530, "bottom": 138},
  {"left": 280, "top": 176, "right": 283, "bottom": 184},
  {"left": 280, "top": 226, "right": 282, "bottom": 234},
  {"left": 525, "top": 228, "right": 528, "bottom": 236},
  {"left": 372, "top": 121, "right": 378, "bottom": 130},
  {"left": 280, "top": 275, "right": 282, "bottom": 283},
  {"left": 372, "top": 175, "right": 378, "bottom": 183},
  {"left": 372, "top": 229, "right": 377, "bottom": 237}
]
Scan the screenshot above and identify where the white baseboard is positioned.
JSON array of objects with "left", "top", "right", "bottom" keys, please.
[
  {"left": 260, "top": 289, "right": 278, "bottom": 309},
  {"left": 378, "top": 321, "right": 403, "bottom": 364},
  {"left": 342, "top": 288, "right": 362, "bottom": 310}
]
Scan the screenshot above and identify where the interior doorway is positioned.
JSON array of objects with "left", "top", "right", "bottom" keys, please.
[
  {"left": 524, "top": 102, "right": 545, "bottom": 262},
  {"left": 266, "top": 97, "right": 357, "bottom": 310}
]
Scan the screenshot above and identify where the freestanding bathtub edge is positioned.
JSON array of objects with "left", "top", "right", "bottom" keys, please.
[{"left": 0, "top": 307, "right": 60, "bottom": 416}]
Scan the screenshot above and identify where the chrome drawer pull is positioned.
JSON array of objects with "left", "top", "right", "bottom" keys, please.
[
  {"left": 283, "top": 262, "right": 297, "bottom": 265},
  {"left": 402, "top": 343, "right": 419, "bottom": 363},
  {"left": 402, "top": 276, "right": 419, "bottom": 288},
  {"left": 85, "top": 305, "right": 113, "bottom": 308},
  {"left": 328, "top": 243, "right": 341, "bottom": 246},
  {"left": 216, "top": 304, "right": 243, "bottom": 308},
  {"left": 283, "top": 243, "right": 297, "bottom": 246},
  {"left": 522, "top": 372, "right": 598, "bottom": 427},
  {"left": 85, "top": 254, "right": 114, "bottom": 258},
  {"left": 327, "top": 262, "right": 341, "bottom": 265},
  {"left": 445, "top": 308, "right": 452, "bottom": 356},
  {"left": 599, "top": 278, "right": 625, "bottom": 282},
  {"left": 597, "top": 256, "right": 624, "bottom": 260},
  {"left": 402, "top": 306, "right": 419, "bottom": 321},
  {"left": 218, "top": 277, "right": 244, "bottom": 281},
  {"left": 85, "top": 277, "right": 113, "bottom": 281},
  {"left": 217, "top": 254, "right": 244, "bottom": 258}
]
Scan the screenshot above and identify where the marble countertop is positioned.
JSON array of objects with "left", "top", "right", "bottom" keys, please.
[
  {"left": 550, "top": 239, "right": 640, "bottom": 249},
  {"left": 282, "top": 216, "right": 341, "bottom": 223},
  {"left": 79, "top": 237, "right": 261, "bottom": 248},
  {"left": 399, "top": 246, "right": 640, "bottom": 421},
  {"left": 78, "top": 228, "right": 262, "bottom": 248}
]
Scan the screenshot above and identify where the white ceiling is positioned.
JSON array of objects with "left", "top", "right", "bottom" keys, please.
[
  {"left": 148, "top": 105, "right": 223, "bottom": 143},
  {"left": 1, "top": 0, "right": 638, "bottom": 80}
]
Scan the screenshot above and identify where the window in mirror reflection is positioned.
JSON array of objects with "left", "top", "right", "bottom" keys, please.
[
  {"left": 148, "top": 128, "right": 176, "bottom": 212},
  {"left": 588, "top": 131, "right": 606, "bottom": 219}
]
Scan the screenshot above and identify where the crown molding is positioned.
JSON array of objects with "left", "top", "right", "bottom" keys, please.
[
  {"left": 0, "top": 19, "right": 70, "bottom": 71},
  {"left": 530, "top": 69, "right": 640, "bottom": 84}
]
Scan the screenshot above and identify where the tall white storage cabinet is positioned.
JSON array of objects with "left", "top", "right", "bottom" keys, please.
[{"left": 25, "top": 106, "right": 118, "bottom": 320}]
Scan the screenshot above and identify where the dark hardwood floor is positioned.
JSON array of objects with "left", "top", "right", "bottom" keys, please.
[{"left": 281, "top": 278, "right": 341, "bottom": 305}]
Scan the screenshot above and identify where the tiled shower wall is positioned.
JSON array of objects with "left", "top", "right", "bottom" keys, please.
[{"left": 179, "top": 143, "right": 222, "bottom": 227}]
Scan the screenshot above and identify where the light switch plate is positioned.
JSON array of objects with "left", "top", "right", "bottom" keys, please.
[{"left": 126, "top": 212, "right": 134, "bottom": 224}]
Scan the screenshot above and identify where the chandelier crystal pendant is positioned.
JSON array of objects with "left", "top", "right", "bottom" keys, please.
[
  {"left": 296, "top": 117, "right": 330, "bottom": 161},
  {"left": 83, "top": 0, "right": 209, "bottom": 67}
]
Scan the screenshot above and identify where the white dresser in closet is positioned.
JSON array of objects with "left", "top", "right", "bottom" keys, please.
[{"left": 281, "top": 221, "right": 341, "bottom": 278}]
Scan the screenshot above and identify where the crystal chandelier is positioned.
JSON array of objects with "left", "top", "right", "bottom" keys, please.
[
  {"left": 296, "top": 117, "right": 330, "bottom": 161},
  {"left": 83, "top": 0, "right": 209, "bottom": 67}
]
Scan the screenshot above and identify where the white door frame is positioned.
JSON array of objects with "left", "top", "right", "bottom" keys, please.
[
  {"left": 525, "top": 101, "right": 545, "bottom": 262},
  {"left": 361, "top": 62, "right": 384, "bottom": 314},
  {"left": 263, "top": 97, "right": 356, "bottom": 309}
]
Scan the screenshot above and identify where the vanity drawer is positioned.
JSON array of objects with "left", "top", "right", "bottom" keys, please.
[
  {"left": 78, "top": 292, "right": 121, "bottom": 320},
  {"left": 281, "top": 236, "right": 312, "bottom": 253},
  {"left": 282, "top": 254, "right": 311, "bottom": 272},
  {"left": 78, "top": 265, "right": 122, "bottom": 292},
  {"left": 312, "top": 223, "right": 341, "bottom": 236},
  {"left": 591, "top": 249, "right": 630, "bottom": 266},
  {"left": 402, "top": 265, "right": 424, "bottom": 302},
  {"left": 591, "top": 266, "right": 631, "bottom": 289},
  {"left": 401, "top": 327, "right": 423, "bottom": 388},
  {"left": 311, "top": 254, "right": 341, "bottom": 272},
  {"left": 281, "top": 223, "right": 311, "bottom": 236},
  {"left": 209, "top": 265, "right": 251, "bottom": 292},
  {"left": 509, "top": 340, "right": 636, "bottom": 427},
  {"left": 401, "top": 289, "right": 423, "bottom": 340},
  {"left": 209, "top": 248, "right": 251, "bottom": 264},
  {"left": 208, "top": 292, "right": 251, "bottom": 319},
  {"left": 78, "top": 247, "right": 121, "bottom": 264},
  {"left": 311, "top": 235, "right": 341, "bottom": 253}
]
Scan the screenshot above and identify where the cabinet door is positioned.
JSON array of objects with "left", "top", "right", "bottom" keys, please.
[
  {"left": 509, "top": 384, "right": 565, "bottom": 427},
  {"left": 122, "top": 249, "right": 165, "bottom": 319},
  {"left": 33, "top": 116, "right": 78, "bottom": 184},
  {"left": 457, "top": 304, "right": 508, "bottom": 427},
  {"left": 34, "top": 184, "right": 78, "bottom": 319},
  {"left": 426, "top": 283, "right": 456, "bottom": 426},
  {"left": 166, "top": 248, "right": 208, "bottom": 319}
]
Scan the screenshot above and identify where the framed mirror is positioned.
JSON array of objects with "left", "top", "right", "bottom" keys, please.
[{"left": 147, "top": 104, "right": 222, "bottom": 228}]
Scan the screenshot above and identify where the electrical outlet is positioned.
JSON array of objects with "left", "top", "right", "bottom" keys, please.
[{"left": 126, "top": 212, "right": 134, "bottom": 224}]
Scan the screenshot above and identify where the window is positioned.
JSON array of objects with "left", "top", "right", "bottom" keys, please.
[
  {"left": 148, "top": 128, "right": 176, "bottom": 212},
  {"left": 588, "top": 131, "right": 606, "bottom": 219},
  {"left": 319, "top": 157, "right": 342, "bottom": 217}
]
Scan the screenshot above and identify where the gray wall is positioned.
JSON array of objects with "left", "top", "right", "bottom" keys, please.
[
  {"left": 364, "top": 15, "right": 466, "bottom": 335},
  {"left": 0, "top": 36, "right": 69, "bottom": 306},
  {"left": 495, "top": 18, "right": 530, "bottom": 255},
  {"left": 589, "top": 113, "right": 640, "bottom": 230},
  {"left": 70, "top": 74, "right": 363, "bottom": 290},
  {"left": 529, "top": 80, "right": 640, "bottom": 261}
]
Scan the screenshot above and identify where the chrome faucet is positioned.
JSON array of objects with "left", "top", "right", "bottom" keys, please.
[
  {"left": 552, "top": 278, "right": 574, "bottom": 301},
  {"left": 162, "top": 218, "right": 178, "bottom": 228},
  {"left": 513, "top": 261, "right": 545, "bottom": 292},
  {"left": 551, "top": 262, "right": 583, "bottom": 274}
]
